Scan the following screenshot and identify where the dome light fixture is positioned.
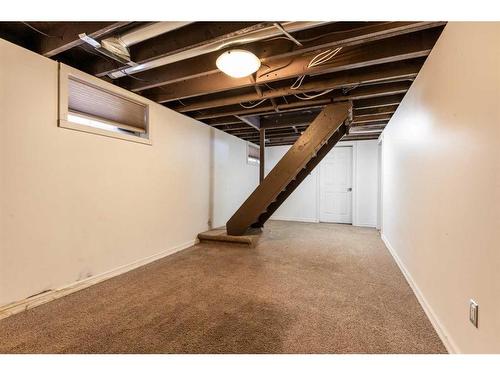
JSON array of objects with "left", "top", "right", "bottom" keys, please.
[{"left": 216, "top": 49, "right": 261, "bottom": 78}]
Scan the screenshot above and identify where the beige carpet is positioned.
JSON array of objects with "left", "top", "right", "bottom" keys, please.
[{"left": 0, "top": 221, "right": 446, "bottom": 353}]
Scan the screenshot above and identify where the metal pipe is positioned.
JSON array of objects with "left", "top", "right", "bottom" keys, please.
[
  {"left": 118, "top": 22, "right": 191, "bottom": 47},
  {"left": 99, "top": 22, "right": 192, "bottom": 63},
  {"left": 107, "top": 21, "right": 330, "bottom": 79}
]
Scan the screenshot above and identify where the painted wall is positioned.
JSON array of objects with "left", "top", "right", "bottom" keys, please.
[
  {"left": 0, "top": 39, "right": 254, "bottom": 307},
  {"left": 381, "top": 22, "right": 500, "bottom": 353},
  {"left": 354, "top": 140, "right": 379, "bottom": 227},
  {"left": 266, "top": 140, "right": 378, "bottom": 226},
  {"left": 211, "top": 132, "right": 259, "bottom": 228},
  {"left": 265, "top": 145, "right": 319, "bottom": 223}
]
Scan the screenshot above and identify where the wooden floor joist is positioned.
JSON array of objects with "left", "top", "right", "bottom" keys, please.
[{"left": 0, "top": 21, "right": 445, "bottom": 144}]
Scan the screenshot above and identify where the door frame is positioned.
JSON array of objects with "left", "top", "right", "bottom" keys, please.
[
  {"left": 377, "top": 134, "right": 384, "bottom": 232},
  {"left": 316, "top": 142, "right": 358, "bottom": 225}
]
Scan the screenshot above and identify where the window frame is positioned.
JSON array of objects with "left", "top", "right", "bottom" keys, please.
[
  {"left": 247, "top": 142, "right": 260, "bottom": 166},
  {"left": 58, "top": 63, "right": 151, "bottom": 145}
]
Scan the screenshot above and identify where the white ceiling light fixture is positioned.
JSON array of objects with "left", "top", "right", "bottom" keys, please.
[{"left": 216, "top": 49, "right": 261, "bottom": 78}]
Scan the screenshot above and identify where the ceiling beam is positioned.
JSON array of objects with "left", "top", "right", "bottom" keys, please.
[
  {"left": 352, "top": 113, "right": 392, "bottom": 124},
  {"left": 261, "top": 108, "right": 395, "bottom": 130},
  {"left": 234, "top": 115, "right": 260, "bottom": 130},
  {"left": 212, "top": 124, "right": 255, "bottom": 132},
  {"left": 114, "top": 21, "right": 332, "bottom": 88},
  {"left": 353, "top": 104, "right": 398, "bottom": 116},
  {"left": 235, "top": 130, "right": 298, "bottom": 140},
  {"left": 172, "top": 59, "right": 422, "bottom": 113},
  {"left": 191, "top": 81, "right": 410, "bottom": 120},
  {"left": 260, "top": 112, "right": 319, "bottom": 129},
  {"left": 39, "top": 22, "right": 132, "bottom": 57},
  {"left": 341, "top": 134, "right": 381, "bottom": 141},
  {"left": 350, "top": 123, "right": 387, "bottom": 130},
  {"left": 232, "top": 126, "right": 300, "bottom": 135},
  {"left": 265, "top": 131, "right": 381, "bottom": 147},
  {"left": 262, "top": 134, "right": 304, "bottom": 143},
  {"left": 354, "top": 94, "right": 404, "bottom": 109},
  {"left": 121, "top": 22, "right": 444, "bottom": 93},
  {"left": 351, "top": 121, "right": 388, "bottom": 127},
  {"left": 90, "top": 22, "right": 262, "bottom": 76},
  {"left": 207, "top": 118, "right": 243, "bottom": 126},
  {"left": 145, "top": 27, "right": 442, "bottom": 103}
]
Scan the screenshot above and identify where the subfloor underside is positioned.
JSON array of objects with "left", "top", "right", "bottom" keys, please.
[{"left": 0, "top": 220, "right": 446, "bottom": 354}]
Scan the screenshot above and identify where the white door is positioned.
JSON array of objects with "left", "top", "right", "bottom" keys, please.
[{"left": 319, "top": 146, "right": 353, "bottom": 223}]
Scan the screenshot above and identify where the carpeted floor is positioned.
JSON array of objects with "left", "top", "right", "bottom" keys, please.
[{"left": 0, "top": 221, "right": 446, "bottom": 354}]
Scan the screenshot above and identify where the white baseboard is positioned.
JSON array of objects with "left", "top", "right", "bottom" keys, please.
[
  {"left": 0, "top": 238, "right": 198, "bottom": 321},
  {"left": 381, "top": 233, "right": 459, "bottom": 354},
  {"left": 353, "top": 221, "right": 377, "bottom": 228},
  {"left": 270, "top": 216, "right": 320, "bottom": 223}
]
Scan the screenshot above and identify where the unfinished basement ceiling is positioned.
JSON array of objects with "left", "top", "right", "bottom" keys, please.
[{"left": 0, "top": 21, "right": 446, "bottom": 146}]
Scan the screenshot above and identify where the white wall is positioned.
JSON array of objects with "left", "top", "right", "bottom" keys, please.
[
  {"left": 265, "top": 145, "right": 319, "bottom": 223},
  {"left": 354, "top": 140, "right": 379, "bottom": 227},
  {"left": 211, "top": 132, "right": 259, "bottom": 228},
  {"left": 0, "top": 39, "right": 254, "bottom": 308},
  {"left": 381, "top": 23, "right": 500, "bottom": 353},
  {"left": 266, "top": 140, "right": 378, "bottom": 226}
]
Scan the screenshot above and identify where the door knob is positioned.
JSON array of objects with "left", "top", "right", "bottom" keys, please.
[{"left": 347, "top": 187, "right": 352, "bottom": 192}]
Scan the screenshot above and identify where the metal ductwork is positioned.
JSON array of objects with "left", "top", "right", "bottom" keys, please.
[
  {"left": 99, "top": 22, "right": 191, "bottom": 61},
  {"left": 106, "top": 21, "right": 330, "bottom": 79},
  {"left": 80, "top": 22, "right": 192, "bottom": 66}
]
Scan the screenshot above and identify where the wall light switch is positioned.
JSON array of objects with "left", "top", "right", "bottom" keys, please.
[{"left": 469, "top": 299, "right": 479, "bottom": 328}]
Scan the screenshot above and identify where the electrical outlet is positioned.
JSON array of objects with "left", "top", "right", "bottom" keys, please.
[{"left": 469, "top": 299, "right": 479, "bottom": 328}]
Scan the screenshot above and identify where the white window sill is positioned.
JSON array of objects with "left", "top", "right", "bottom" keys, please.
[{"left": 59, "top": 120, "right": 152, "bottom": 145}]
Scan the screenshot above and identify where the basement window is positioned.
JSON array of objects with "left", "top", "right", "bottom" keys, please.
[
  {"left": 247, "top": 143, "right": 260, "bottom": 165},
  {"left": 58, "top": 64, "right": 150, "bottom": 144}
]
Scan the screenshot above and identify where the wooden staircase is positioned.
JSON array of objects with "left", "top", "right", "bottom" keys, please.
[{"left": 226, "top": 102, "right": 352, "bottom": 236}]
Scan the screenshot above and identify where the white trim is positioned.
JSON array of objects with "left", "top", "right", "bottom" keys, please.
[
  {"left": 0, "top": 239, "right": 198, "bottom": 321},
  {"left": 381, "top": 233, "right": 459, "bottom": 354},
  {"left": 376, "top": 139, "right": 383, "bottom": 230},
  {"left": 355, "top": 221, "right": 377, "bottom": 228},
  {"left": 58, "top": 63, "right": 152, "bottom": 145},
  {"left": 246, "top": 142, "right": 260, "bottom": 166},
  {"left": 270, "top": 217, "right": 320, "bottom": 223},
  {"left": 351, "top": 143, "right": 359, "bottom": 226},
  {"left": 59, "top": 120, "right": 152, "bottom": 145},
  {"left": 315, "top": 163, "right": 320, "bottom": 221}
]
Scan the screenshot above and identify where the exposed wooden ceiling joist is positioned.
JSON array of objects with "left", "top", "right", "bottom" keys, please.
[
  {"left": 353, "top": 104, "right": 398, "bottom": 117},
  {"left": 351, "top": 113, "right": 392, "bottom": 124},
  {"left": 91, "top": 22, "right": 262, "bottom": 76},
  {"left": 193, "top": 81, "right": 410, "bottom": 120},
  {"left": 172, "top": 59, "right": 423, "bottom": 113},
  {"left": 353, "top": 94, "right": 404, "bottom": 109},
  {"left": 342, "top": 134, "right": 381, "bottom": 141},
  {"left": 260, "top": 111, "right": 320, "bottom": 130},
  {"left": 234, "top": 115, "right": 260, "bottom": 130},
  {"left": 207, "top": 117, "right": 243, "bottom": 126},
  {"left": 145, "top": 27, "right": 442, "bottom": 103},
  {"left": 38, "top": 22, "right": 133, "bottom": 57},
  {"left": 121, "top": 21, "right": 444, "bottom": 93},
  {"left": 0, "top": 21, "right": 446, "bottom": 146},
  {"left": 264, "top": 131, "right": 381, "bottom": 146},
  {"left": 213, "top": 124, "right": 255, "bottom": 132}
]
